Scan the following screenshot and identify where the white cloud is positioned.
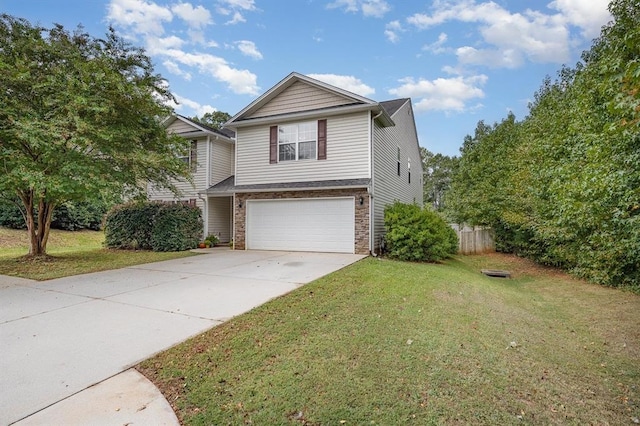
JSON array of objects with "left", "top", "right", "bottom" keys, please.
[
  {"left": 161, "top": 48, "right": 259, "bottom": 95},
  {"left": 173, "top": 93, "right": 216, "bottom": 116},
  {"left": 171, "top": 3, "right": 212, "bottom": 28},
  {"left": 106, "top": 0, "right": 172, "bottom": 36},
  {"left": 235, "top": 40, "right": 263, "bottom": 60},
  {"left": 388, "top": 74, "right": 487, "bottom": 113},
  {"left": 456, "top": 46, "right": 525, "bottom": 68},
  {"left": 225, "top": 11, "right": 246, "bottom": 24},
  {"left": 162, "top": 60, "right": 192, "bottom": 80},
  {"left": 548, "top": 0, "right": 611, "bottom": 38},
  {"left": 308, "top": 74, "right": 376, "bottom": 97},
  {"left": 216, "top": 0, "right": 256, "bottom": 24},
  {"left": 218, "top": 0, "right": 256, "bottom": 11},
  {"left": 106, "top": 0, "right": 259, "bottom": 95},
  {"left": 362, "top": 0, "right": 391, "bottom": 18},
  {"left": 406, "top": 0, "right": 573, "bottom": 66},
  {"left": 422, "top": 32, "right": 448, "bottom": 54},
  {"left": 146, "top": 35, "right": 185, "bottom": 52},
  {"left": 327, "top": 0, "right": 391, "bottom": 18},
  {"left": 385, "top": 20, "right": 403, "bottom": 43}
]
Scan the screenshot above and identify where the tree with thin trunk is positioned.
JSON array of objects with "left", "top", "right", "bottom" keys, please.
[{"left": 0, "top": 15, "right": 189, "bottom": 257}]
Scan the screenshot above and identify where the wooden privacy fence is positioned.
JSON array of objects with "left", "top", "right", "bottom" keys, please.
[{"left": 450, "top": 224, "right": 495, "bottom": 255}]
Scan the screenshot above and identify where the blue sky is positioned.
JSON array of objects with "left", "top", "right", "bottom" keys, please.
[{"left": 3, "top": 0, "right": 612, "bottom": 156}]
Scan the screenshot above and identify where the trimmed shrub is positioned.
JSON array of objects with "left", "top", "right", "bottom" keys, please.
[
  {"left": 151, "top": 203, "right": 202, "bottom": 252},
  {"left": 0, "top": 200, "right": 25, "bottom": 229},
  {"left": 384, "top": 202, "right": 458, "bottom": 262},
  {"left": 104, "top": 202, "right": 161, "bottom": 250},
  {"left": 104, "top": 201, "right": 202, "bottom": 252}
]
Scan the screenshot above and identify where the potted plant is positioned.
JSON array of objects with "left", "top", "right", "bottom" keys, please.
[{"left": 204, "top": 234, "right": 219, "bottom": 247}]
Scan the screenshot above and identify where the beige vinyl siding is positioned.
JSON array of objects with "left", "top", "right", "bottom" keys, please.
[
  {"left": 249, "top": 81, "right": 358, "bottom": 118},
  {"left": 371, "top": 101, "right": 423, "bottom": 249},
  {"left": 208, "top": 197, "right": 232, "bottom": 242},
  {"left": 148, "top": 138, "right": 208, "bottom": 199},
  {"left": 210, "top": 139, "right": 234, "bottom": 185},
  {"left": 167, "top": 119, "right": 199, "bottom": 135},
  {"left": 236, "top": 111, "right": 371, "bottom": 185}
]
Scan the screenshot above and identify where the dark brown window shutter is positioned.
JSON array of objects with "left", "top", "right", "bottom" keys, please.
[
  {"left": 269, "top": 126, "right": 278, "bottom": 164},
  {"left": 317, "top": 119, "right": 327, "bottom": 160}
]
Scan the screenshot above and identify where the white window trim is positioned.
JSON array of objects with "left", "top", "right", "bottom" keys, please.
[{"left": 278, "top": 121, "right": 318, "bottom": 162}]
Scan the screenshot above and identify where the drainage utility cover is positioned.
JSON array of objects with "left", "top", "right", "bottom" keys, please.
[{"left": 481, "top": 269, "right": 511, "bottom": 278}]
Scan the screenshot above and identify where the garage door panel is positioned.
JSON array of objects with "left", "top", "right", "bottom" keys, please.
[{"left": 246, "top": 198, "right": 355, "bottom": 253}]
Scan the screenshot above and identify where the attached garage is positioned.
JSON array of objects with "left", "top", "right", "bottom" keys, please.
[{"left": 246, "top": 197, "right": 355, "bottom": 253}]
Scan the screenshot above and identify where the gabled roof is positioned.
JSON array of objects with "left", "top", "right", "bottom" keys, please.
[
  {"left": 163, "top": 114, "right": 235, "bottom": 141},
  {"left": 380, "top": 98, "right": 410, "bottom": 117},
  {"left": 225, "top": 72, "right": 394, "bottom": 128}
]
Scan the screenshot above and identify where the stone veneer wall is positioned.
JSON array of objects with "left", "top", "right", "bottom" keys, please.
[{"left": 234, "top": 188, "right": 370, "bottom": 254}]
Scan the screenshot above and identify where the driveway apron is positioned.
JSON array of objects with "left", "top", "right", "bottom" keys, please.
[{"left": 0, "top": 250, "right": 365, "bottom": 425}]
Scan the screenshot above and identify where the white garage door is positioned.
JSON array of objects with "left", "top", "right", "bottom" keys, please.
[{"left": 246, "top": 198, "right": 355, "bottom": 253}]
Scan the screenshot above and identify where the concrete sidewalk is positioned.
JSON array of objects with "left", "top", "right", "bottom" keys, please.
[{"left": 1, "top": 250, "right": 365, "bottom": 425}]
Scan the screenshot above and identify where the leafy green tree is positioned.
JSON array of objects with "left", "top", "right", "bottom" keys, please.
[
  {"left": 191, "top": 111, "right": 231, "bottom": 130},
  {"left": 420, "top": 147, "right": 458, "bottom": 212},
  {"left": 0, "top": 15, "right": 189, "bottom": 256},
  {"left": 447, "top": 0, "right": 640, "bottom": 289}
]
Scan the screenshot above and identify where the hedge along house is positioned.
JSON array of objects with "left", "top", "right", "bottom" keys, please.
[
  {"left": 147, "top": 114, "right": 235, "bottom": 243},
  {"left": 205, "top": 72, "right": 423, "bottom": 255}
]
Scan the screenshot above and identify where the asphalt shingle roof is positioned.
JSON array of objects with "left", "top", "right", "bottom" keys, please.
[{"left": 204, "top": 177, "right": 370, "bottom": 194}]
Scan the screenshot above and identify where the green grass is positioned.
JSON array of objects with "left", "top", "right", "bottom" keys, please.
[
  {"left": 0, "top": 227, "right": 196, "bottom": 280},
  {"left": 139, "top": 254, "right": 640, "bottom": 425}
]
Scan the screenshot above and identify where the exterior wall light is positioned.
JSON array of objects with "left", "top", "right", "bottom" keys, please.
[{"left": 359, "top": 196, "right": 364, "bottom": 206}]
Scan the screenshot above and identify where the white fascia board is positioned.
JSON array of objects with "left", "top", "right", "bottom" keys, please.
[{"left": 226, "top": 104, "right": 384, "bottom": 129}]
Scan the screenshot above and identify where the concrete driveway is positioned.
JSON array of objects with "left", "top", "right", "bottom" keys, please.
[{"left": 0, "top": 249, "right": 365, "bottom": 425}]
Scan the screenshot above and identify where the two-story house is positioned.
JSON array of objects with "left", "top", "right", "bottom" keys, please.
[
  {"left": 204, "top": 72, "right": 423, "bottom": 255},
  {"left": 150, "top": 72, "right": 423, "bottom": 255},
  {"left": 147, "top": 115, "right": 236, "bottom": 244}
]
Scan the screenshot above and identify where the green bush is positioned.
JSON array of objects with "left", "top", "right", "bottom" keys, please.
[
  {"left": 0, "top": 199, "right": 109, "bottom": 230},
  {"left": 104, "top": 202, "right": 161, "bottom": 250},
  {"left": 51, "top": 201, "right": 108, "bottom": 231},
  {"left": 151, "top": 203, "right": 202, "bottom": 252},
  {"left": 0, "top": 200, "right": 25, "bottom": 229},
  {"left": 384, "top": 202, "right": 458, "bottom": 262},
  {"left": 104, "top": 201, "right": 202, "bottom": 252}
]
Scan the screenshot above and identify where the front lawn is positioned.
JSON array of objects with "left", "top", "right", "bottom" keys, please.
[
  {"left": 139, "top": 253, "right": 640, "bottom": 425},
  {"left": 0, "top": 227, "right": 196, "bottom": 280}
]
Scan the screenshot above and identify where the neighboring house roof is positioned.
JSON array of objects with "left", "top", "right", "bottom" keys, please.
[
  {"left": 163, "top": 114, "right": 235, "bottom": 141},
  {"left": 203, "top": 176, "right": 371, "bottom": 195},
  {"left": 224, "top": 72, "right": 394, "bottom": 128},
  {"left": 380, "top": 98, "right": 409, "bottom": 117}
]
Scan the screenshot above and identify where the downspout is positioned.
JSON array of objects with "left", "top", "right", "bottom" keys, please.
[
  {"left": 369, "top": 110, "right": 383, "bottom": 256},
  {"left": 202, "top": 135, "right": 212, "bottom": 238}
]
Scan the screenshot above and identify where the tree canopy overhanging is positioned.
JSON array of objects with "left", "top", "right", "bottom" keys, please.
[{"left": 0, "top": 14, "right": 190, "bottom": 256}]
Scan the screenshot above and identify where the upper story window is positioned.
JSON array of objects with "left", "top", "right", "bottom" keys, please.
[
  {"left": 397, "top": 147, "right": 401, "bottom": 176},
  {"left": 179, "top": 140, "right": 198, "bottom": 172},
  {"left": 278, "top": 121, "right": 317, "bottom": 161}
]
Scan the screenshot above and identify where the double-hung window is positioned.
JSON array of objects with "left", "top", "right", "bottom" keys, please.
[
  {"left": 178, "top": 140, "right": 198, "bottom": 172},
  {"left": 278, "top": 121, "right": 317, "bottom": 161}
]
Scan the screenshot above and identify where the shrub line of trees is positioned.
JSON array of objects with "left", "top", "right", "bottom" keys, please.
[{"left": 444, "top": 0, "right": 639, "bottom": 290}]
